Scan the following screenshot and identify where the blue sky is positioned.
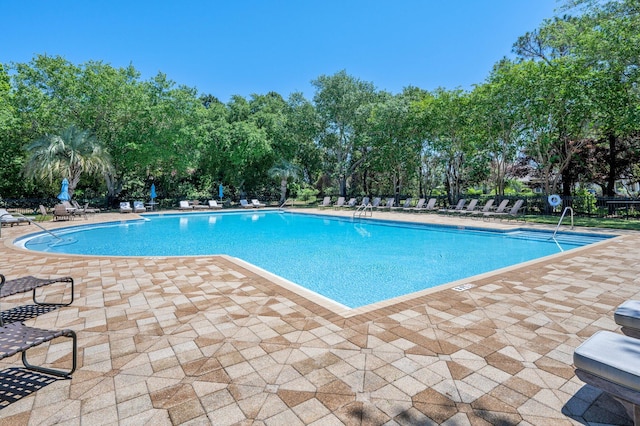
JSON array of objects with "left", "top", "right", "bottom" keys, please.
[{"left": 3, "top": 0, "right": 561, "bottom": 102}]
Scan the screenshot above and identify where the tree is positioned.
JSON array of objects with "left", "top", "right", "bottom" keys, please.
[
  {"left": 422, "top": 88, "right": 476, "bottom": 203},
  {"left": 362, "top": 92, "right": 422, "bottom": 200},
  {"left": 268, "top": 159, "right": 301, "bottom": 204},
  {"left": 24, "top": 125, "right": 113, "bottom": 198},
  {"left": 312, "top": 70, "right": 376, "bottom": 196},
  {"left": 471, "top": 60, "right": 526, "bottom": 196}
]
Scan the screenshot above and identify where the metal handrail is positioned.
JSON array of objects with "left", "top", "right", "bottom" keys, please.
[
  {"left": 353, "top": 203, "right": 373, "bottom": 218},
  {"left": 1, "top": 212, "right": 62, "bottom": 240},
  {"left": 278, "top": 198, "right": 293, "bottom": 210},
  {"left": 552, "top": 207, "right": 574, "bottom": 238}
]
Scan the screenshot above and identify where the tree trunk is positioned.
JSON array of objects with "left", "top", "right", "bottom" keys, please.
[
  {"left": 605, "top": 132, "right": 617, "bottom": 196},
  {"left": 279, "top": 179, "right": 287, "bottom": 204}
]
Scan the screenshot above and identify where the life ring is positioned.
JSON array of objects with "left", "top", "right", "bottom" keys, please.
[{"left": 548, "top": 194, "right": 562, "bottom": 207}]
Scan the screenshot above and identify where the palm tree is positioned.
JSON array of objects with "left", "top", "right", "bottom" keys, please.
[
  {"left": 24, "top": 125, "right": 113, "bottom": 199},
  {"left": 268, "top": 160, "right": 301, "bottom": 205}
]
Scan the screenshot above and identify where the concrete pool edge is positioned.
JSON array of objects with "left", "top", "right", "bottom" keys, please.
[{"left": 6, "top": 211, "right": 624, "bottom": 320}]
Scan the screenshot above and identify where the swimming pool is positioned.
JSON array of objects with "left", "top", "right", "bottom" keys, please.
[{"left": 18, "top": 211, "right": 613, "bottom": 308}]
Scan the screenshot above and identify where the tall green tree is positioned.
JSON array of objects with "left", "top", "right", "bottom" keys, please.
[
  {"left": 363, "top": 92, "right": 422, "bottom": 199},
  {"left": 422, "top": 88, "right": 476, "bottom": 203},
  {"left": 24, "top": 125, "right": 113, "bottom": 198},
  {"left": 472, "top": 60, "right": 525, "bottom": 196},
  {"left": 312, "top": 70, "right": 376, "bottom": 196}
]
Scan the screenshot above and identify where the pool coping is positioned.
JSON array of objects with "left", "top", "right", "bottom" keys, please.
[{"left": 6, "top": 209, "right": 622, "bottom": 320}]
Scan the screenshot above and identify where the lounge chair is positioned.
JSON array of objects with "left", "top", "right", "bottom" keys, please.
[
  {"left": 357, "top": 197, "right": 370, "bottom": 208},
  {"left": 404, "top": 198, "right": 425, "bottom": 212},
  {"left": 574, "top": 330, "right": 640, "bottom": 423},
  {"left": 484, "top": 199, "right": 524, "bottom": 221},
  {"left": 0, "top": 321, "right": 77, "bottom": 378},
  {"left": 0, "top": 273, "right": 74, "bottom": 306},
  {"left": 415, "top": 198, "right": 438, "bottom": 213},
  {"left": 119, "top": 202, "right": 133, "bottom": 213},
  {"left": 343, "top": 198, "right": 357, "bottom": 208},
  {"left": 239, "top": 199, "right": 254, "bottom": 209},
  {"left": 72, "top": 200, "right": 99, "bottom": 215},
  {"left": 0, "top": 208, "right": 27, "bottom": 226},
  {"left": 0, "top": 274, "right": 77, "bottom": 377},
  {"left": 178, "top": 200, "right": 193, "bottom": 210},
  {"left": 488, "top": 199, "right": 510, "bottom": 215},
  {"left": 208, "top": 200, "right": 223, "bottom": 210},
  {"left": 614, "top": 300, "right": 640, "bottom": 338},
  {"left": 467, "top": 199, "right": 495, "bottom": 216},
  {"left": 66, "top": 201, "right": 87, "bottom": 219},
  {"left": 376, "top": 198, "right": 395, "bottom": 210},
  {"left": 391, "top": 198, "right": 412, "bottom": 211},
  {"left": 333, "top": 197, "right": 345, "bottom": 209},
  {"left": 54, "top": 204, "right": 74, "bottom": 220},
  {"left": 251, "top": 199, "right": 266, "bottom": 208},
  {"left": 38, "top": 205, "right": 50, "bottom": 220},
  {"left": 439, "top": 199, "right": 466, "bottom": 214},
  {"left": 370, "top": 198, "right": 382, "bottom": 208},
  {"left": 191, "top": 200, "right": 208, "bottom": 210},
  {"left": 133, "top": 201, "right": 147, "bottom": 213},
  {"left": 452, "top": 199, "right": 478, "bottom": 215},
  {"left": 318, "top": 196, "right": 331, "bottom": 208}
]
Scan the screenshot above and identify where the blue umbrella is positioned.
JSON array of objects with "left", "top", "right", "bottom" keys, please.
[
  {"left": 150, "top": 184, "right": 157, "bottom": 200},
  {"left": 57, "top": 178, "right": 70, "bottom": 201},
  {"left": 218, "top": 184, "right": 224, "bottom": 200}
]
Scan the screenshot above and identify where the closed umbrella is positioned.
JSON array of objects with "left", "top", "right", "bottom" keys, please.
[
  {"left": 149, "top": 184, "right": 157, "bottom": 210},
  {"left": 57, "top": 178, "right": 70, "bottom": 201},
  {"left": 218, "top": 184, "right": 224, "bottom": 201}
]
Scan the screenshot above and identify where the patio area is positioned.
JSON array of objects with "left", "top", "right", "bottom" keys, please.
[{"left": 0, "top": 209, "right": 636, "bottom": 425}]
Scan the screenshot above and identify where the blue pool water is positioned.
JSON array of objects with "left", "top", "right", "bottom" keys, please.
[{"left": 18, "top": 211, "right": 612, "bottom": 308}]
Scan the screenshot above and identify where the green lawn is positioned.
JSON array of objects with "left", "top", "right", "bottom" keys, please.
[{"left": 523, "top": 215, "right": 640, "bottom": 231}]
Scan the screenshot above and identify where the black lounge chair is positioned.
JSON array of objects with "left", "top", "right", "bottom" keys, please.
[
  {"left": 0, "top": 274, "right": 74, "bottom": 306},
  {"left": 0, "top": 321, "right": 77, "bottom": 378}
]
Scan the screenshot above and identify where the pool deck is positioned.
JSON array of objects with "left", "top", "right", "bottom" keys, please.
[{"left": 0, "top": 208, "right": 637, "bottom": 425}]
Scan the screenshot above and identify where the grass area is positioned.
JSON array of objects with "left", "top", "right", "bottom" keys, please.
[{"left": 523, "top": 215, "right": 640, "bottom": 231}]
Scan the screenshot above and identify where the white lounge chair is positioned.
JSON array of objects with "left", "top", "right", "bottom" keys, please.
[
  {"left": 333, "top": 197, "right": 345, "bottom": 209},
  {"left": 239, "top": 199, "right": 254, "bottom": 209},
  {"left": 614, "top": 300, "right": 640, "bottom": 338},
  {"left": 0, "top": 208, "right": 29, "bottom": 226},
  {"left": 178, "top": 200, "right": 193, "bottom": 210},
  {"left": 208, "top": 200, "right": 223, "bottom": 210},
  {"left": 574, "top": 330, "right": 640, "bottom": 422},
  {"left": 251, "top": 199, "right": 266, "bottom": 208},
  {"left": 133, "top": 201, "right": 147, "bottom": 213},
  {"left": 119, "top": 202, "right": 133, "bottom": 214}
]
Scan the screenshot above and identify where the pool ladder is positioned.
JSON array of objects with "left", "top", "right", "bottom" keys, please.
[
  {"left": 278, "top": 198, "right": 293, "bottom": 210},
  {"left": 552, "top": 206, "right": 574, "bottom": 238},
  {"left": 353, "top": 203, "right": 373, "bottom": 218}
]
